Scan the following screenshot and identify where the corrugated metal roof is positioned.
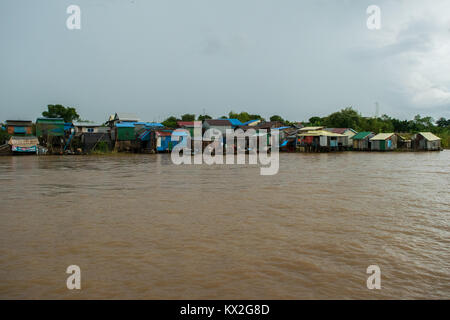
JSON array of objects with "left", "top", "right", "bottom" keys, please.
[
  {"left": 370, "top": 133, "right": 394, "bottom": 141},
  {"left": 272, "top": 126, "right": 292, "bottom": 130},
  {"left": 177, "top": 121, "right": 195, "bottom": 127},
  {"left": 352, "top": 132, "right": 373, "bottom": 140},
  {"left": 115, "top": 113, "right": 140, "bottom": 122},
  {"left": 324, "top": 128, "right": 356, "bottom": 134},
  {"left": 145, "top": 122, "right": 164, "bottom": 127},
  {"left": 298, "top": 130, "right": 345, "bottom": 137},
  {"left": 36, "top": 117, "right": 64, "bottom": 123},
  {"left": 73, "top": 122, "right": 102, "bottom": 127},
  {"left": 419, "top": 132, "right": 441, "bottom": 141},
  {"left": 243, "top": 119, "right": 260, "bottom": 125},
  {"left": 228, "top": 119, "right": 243, "bottom": 126},
  {"left": 116, "top": 123, "right": 135, "bottom": 128},
  {"left": 205, "top": 119, "right": 232, "bottom": 126},
  {"left": 156, "top": 131, "right": 173, "bottom": 137},
  {"left": 8, "top": 136, "right": 39, "bottom": 147},
  {"left": 299, "top": 126, "right": 323, "bottom": 131}
]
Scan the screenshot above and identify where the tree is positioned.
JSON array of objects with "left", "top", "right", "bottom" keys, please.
[
  {"left": 436, "top": 117, "right": 449, "bottom": 128},
  {"left": 0, "top": 128, "right": 10, "bottom": 144},
  {"left": 162, "top": 116, "right": 178, "bottom": 128},
  {"left": 270, "top": 115, "right": 285, "bottom": 123},
  {"left": 181, "top": 114, "right": 196, "bottom": 121},
  {"left": 323, "top": 107, "right": 360, "bottom": 129},
  {"left": 228, "top": 111, "right": 264, "bottom": 123},
  {"left": 198, "top": 114, "right": 212, "bottom": 121},
  {"left": 308, "top": 117, "right": 323, "bottom": 126},
  {"left": 42, "top": 104, "right": 80, "bottom": 122}
]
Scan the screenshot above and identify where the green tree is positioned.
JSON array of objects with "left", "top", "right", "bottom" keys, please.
[
  {"left": 42, "top": 104, "right": 80, "bottom": 122},
  {"left": 270, "top": 115, "right": 285, "bottom": 123},
  {"left": 162, "top": 116, "right": 179, "bottom": 128},
  {"left": 228, "top": 111, "right": 264, "bottom": 123},
  {"left": 308, "top": 116, "right": 323, "bottom": 126},
  {"left": 181, "top": 114, "right": 196, "bottom": 121},
  {"left": 436, "top": 117, "right": 449, "bottom": 128},
  {"left": 323, "top": 107, "right": 360, "bottom": 129},
  {"left": 0, "top": 129, "right": 11, "bottom": 144},
  {"left": 198, "top": 114, "right": 212, "bottom": 121}
]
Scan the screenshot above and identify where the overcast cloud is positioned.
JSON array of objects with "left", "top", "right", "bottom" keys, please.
[{"left": 0, "top": 0, "right": 449, "bottom": 123}]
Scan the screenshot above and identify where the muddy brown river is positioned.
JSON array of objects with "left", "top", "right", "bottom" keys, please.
[{"left": 0, "top": 151, "right": 449, "bottom": 299}]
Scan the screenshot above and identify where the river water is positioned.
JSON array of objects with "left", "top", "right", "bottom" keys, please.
[{"left": 0, "top": 151, "right": 449, "bottom": 299}]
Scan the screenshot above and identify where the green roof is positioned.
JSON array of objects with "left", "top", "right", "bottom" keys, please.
[
  {"left": 352, "top": 131, "right": 373, "bottom": 140},
  {"left": 36, "top": 117, "right": 65, "bottom": 124}
]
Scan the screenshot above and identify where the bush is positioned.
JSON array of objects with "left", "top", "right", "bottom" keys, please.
[{"left": 92, "top": 141, "right": 110, "bottom": 153}]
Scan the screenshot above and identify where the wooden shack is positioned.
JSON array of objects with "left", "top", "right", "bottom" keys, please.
[
  {"left": 8, "top": 136, "right": 39, "bottom": 154},
  {"left": 370, "top": 133, "right": 399, "bottom": 151},
  {"left": 5, "top": 120, "right": 33, "bottom": 136},
  {"left": 352, "top": 132, "right": 374, "bottom": 150},
  {"left": 297, "top": 130, "right": 346, "bottom": 152},
  {"left": 412, "top": 132, "right": 441, "bottom": 151}
]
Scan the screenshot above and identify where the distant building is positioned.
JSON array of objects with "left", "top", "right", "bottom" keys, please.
[
  {"left": 8, "top": 136, "right": 39, "bottom": 154},
  {"left": 73, "top": 122, "right": 109, "bottom": 135},
  {"left": 352, "top": 132, "right": 374, "bottom": 150},
  {"left": 108, "top": 113, "right": 140, "bottom": 127},
  {"left": 370, "top": 133, "right": 399, "bottom": 151},
  {"left": 324, "top": 128, "right": 357, "bottom": 148},
  {"left": 5, "top": 120, "right": 33, "bottom": 136},
  {"left": 297, "top": 130, "right": 346, "bottom": 151},
  {"left": 35, "top": 118, "right": 65, "bottom": 137},
  {"left": 412, "top": 132, "right": 441, "bottom": 151},
  {"left": 298, "top": 126, "right": 324, "bottom": 132},
  {"left": 203, "top": 119, "right": 232, "bottom": 136},
  {"left": 177, "top": 121, "right": 199, "bottom": 136}
]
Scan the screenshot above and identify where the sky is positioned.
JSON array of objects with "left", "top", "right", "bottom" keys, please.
[{"left": 1, "top": 0, "right": 449, "bottom": 123}]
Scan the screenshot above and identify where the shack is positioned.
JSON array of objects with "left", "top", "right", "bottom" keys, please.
[
  {"left": 203, "top": 119, "right": 232, "bottom": 136},
  {"left": 155, "top": 130, "right": 174, "bottom": 152},
  {"left": 73, "top": 122, "right": 109, "bottom": 134},
  {"left": 297, "top": 130, "right": 346, "bottom": 152},
  {"left": 177, "top": 121, "right": 198, "bottom": 136},
  {"left": 325, "top": 128, "right": 357, "bottom": 148},
  {"left": 36, "top": 118, "right": 65, "bottom": 137},
  {"left": 5, "top": 120, "right": 33, "bottom": 136},
  {"left": 36, "top": 118, "right": 65, "bottom": 154},
  {"left": 370, "top": 133, "right": 400, "bottom": 151},
  {"left": 352, "top": 132, "right": 374, "bottom": 151},
  {"left": 8, "top": 136, "right": 39, "bottom": 154},
  {"left": 412, "top": 132, "right": 441, "bottom": 151}
]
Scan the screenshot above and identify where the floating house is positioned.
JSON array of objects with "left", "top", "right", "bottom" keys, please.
[
  {"left": 203, "top": 119, "right": 232, "bottom": 135},
  {"left": 325, "top": 128, "right": 357, "bottom": 148},
  {"left": 108, "top": 113, "right": 140, "bottom": 127},
  {"left": 36, "top": 118, "right": 65, "bottom": 137},
  {"left": 115, "top": 122, "right": 136, "bottom": 141},
  {"left": 177, "top": 121, "right": 198, "bottom": 136},
  {"left": 155, "top": 130, "right": 174, "bottom": 152},
  {"left": 5, "top": 120, "right": 33, "bottom": 136},
  {"left": 72, "top": 123, "right": 111, "bottom": 153},
  {"left": 73, "top": 122, "right": 109, "bottom": 134},
  {"left": 352, "top": 132, "right": 374, "bottom": 150},
  {"left": 8, "top": 136, "right": 39, "bottom": 154},
  {"left": 299, "top": 126, "right": 324, "bottom": 132},
  {"left": 35, "top": 118, "right": 65, "bottom": 153},
  {"left": 370, "top": 133, "right": 400, "bottom": 151},
  {"left": 412, "top": 132, "right": 441, "bottom": 151},
  {"left": 297, "top": 130, "right": 346, "bottom": 152}
]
